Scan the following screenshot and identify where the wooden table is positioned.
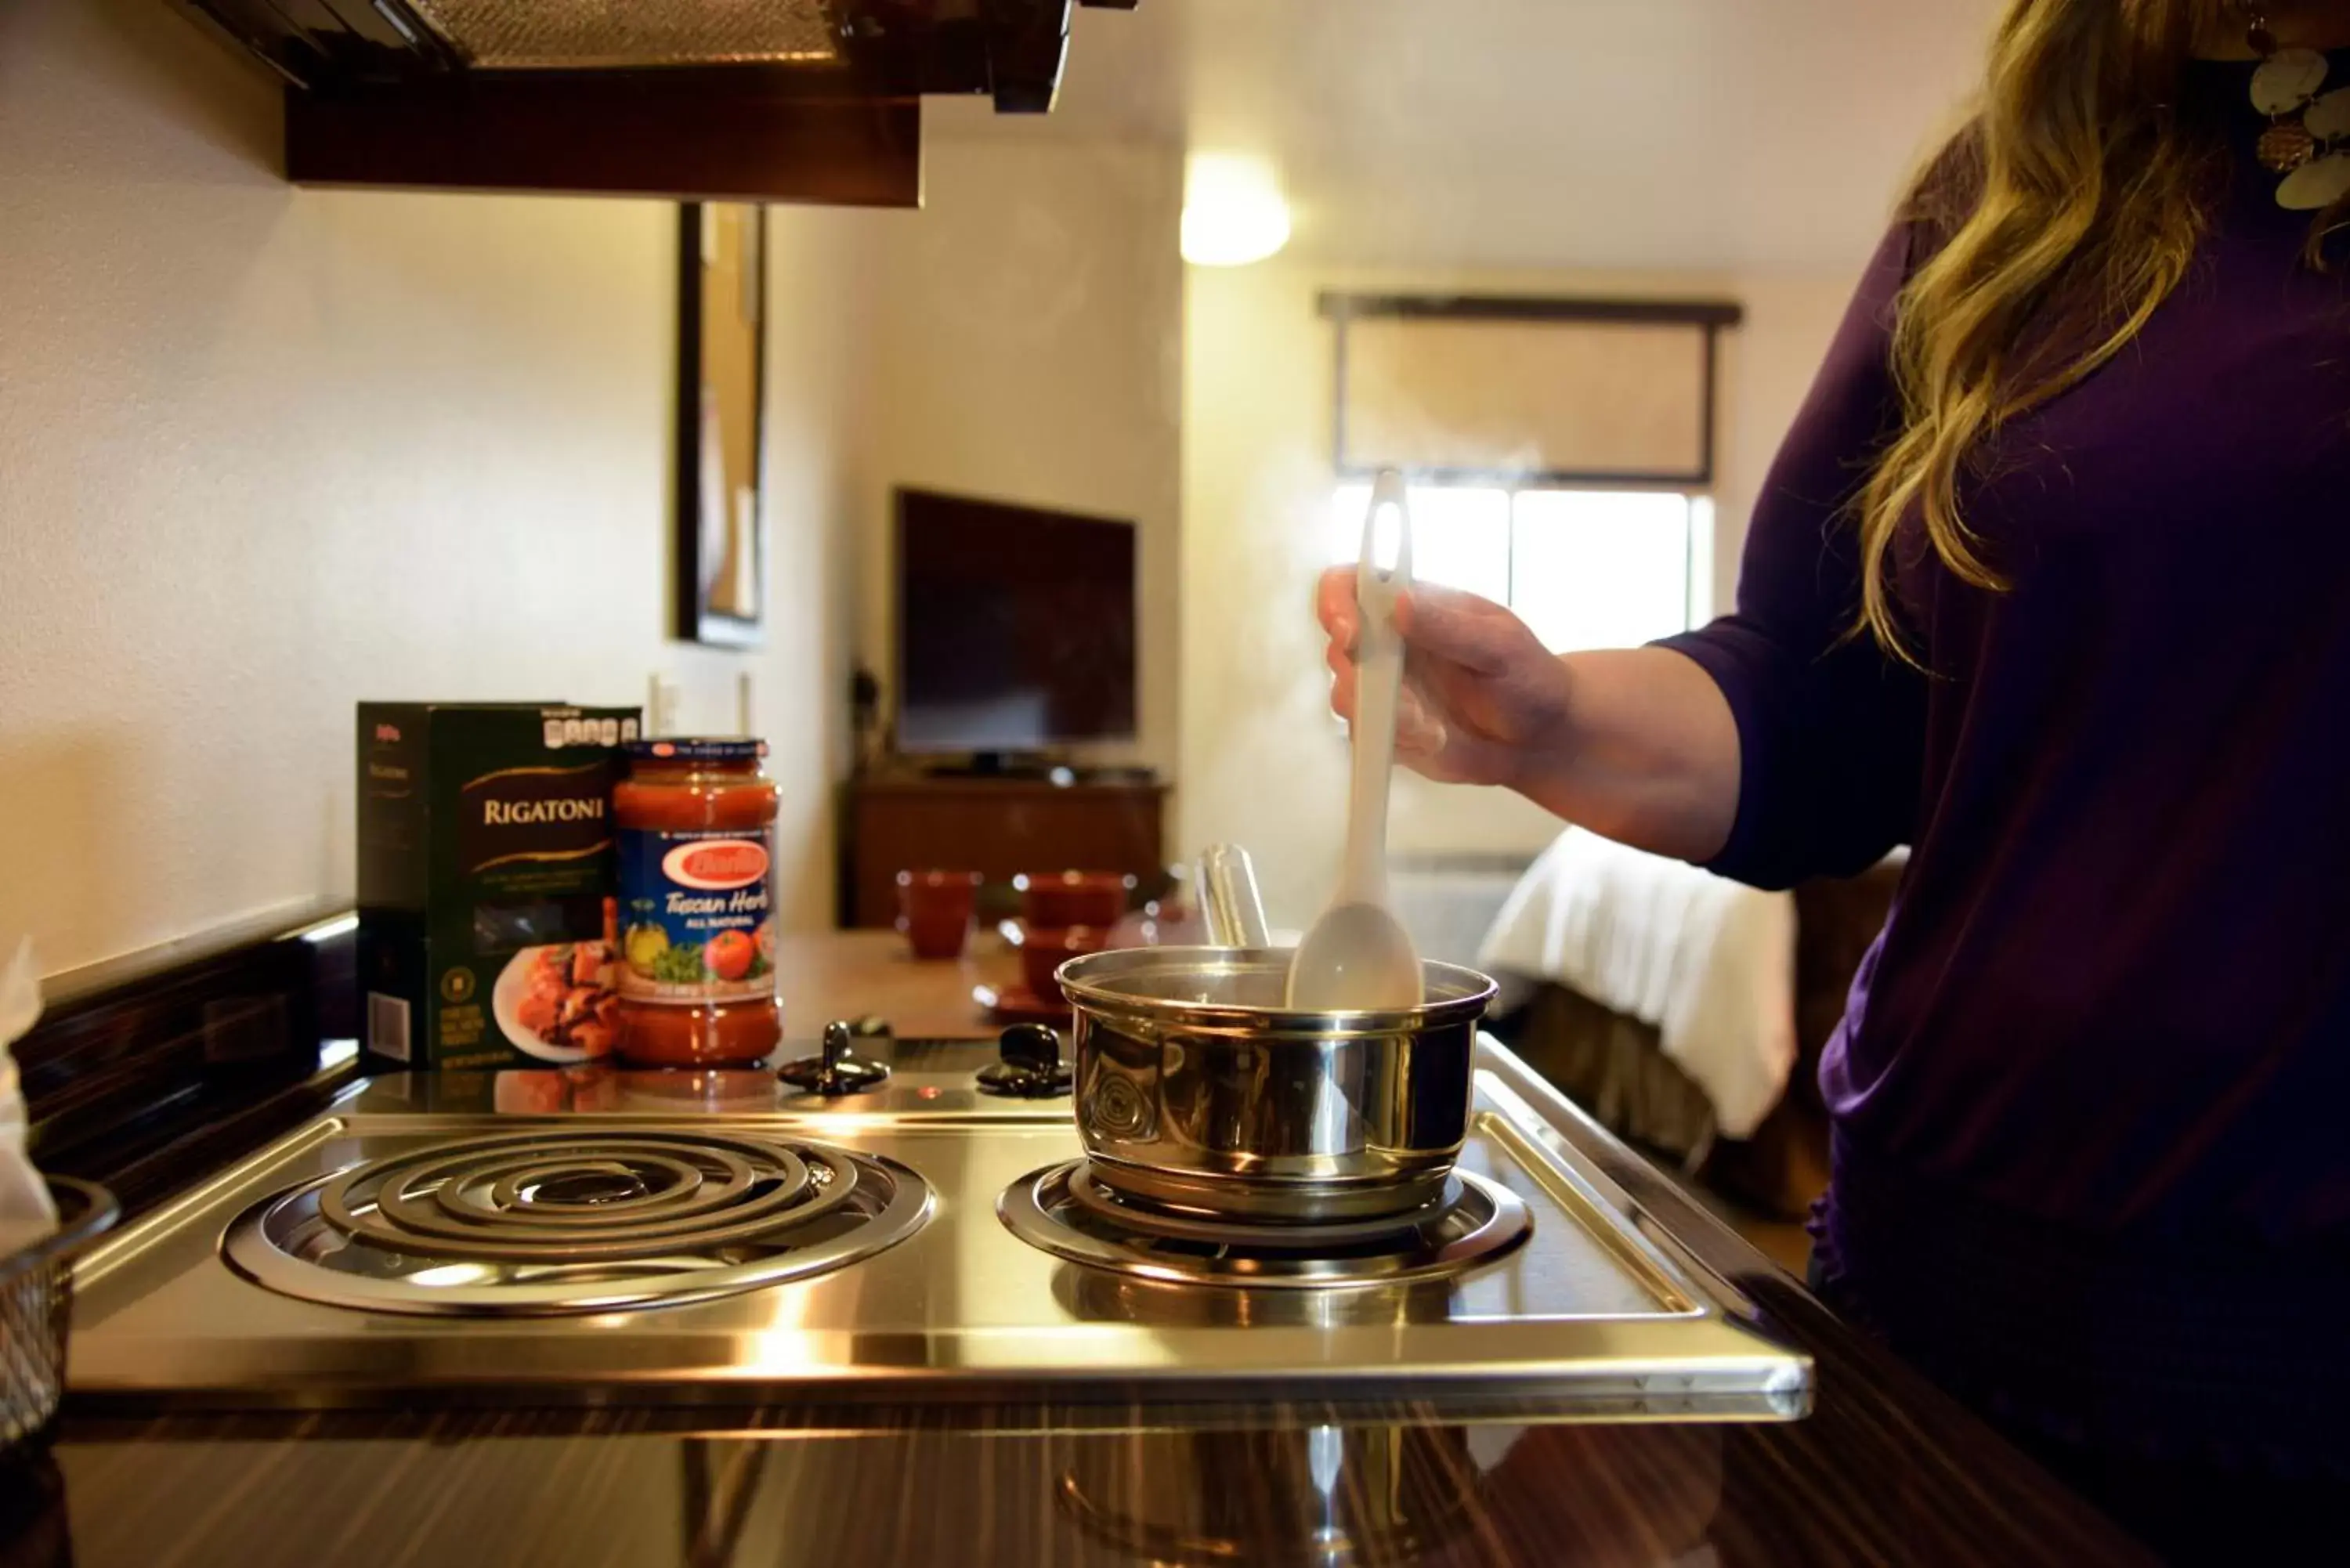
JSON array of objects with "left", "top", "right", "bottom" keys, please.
[{"left": 772, "top": 928, "right": 1021, "bottom": 1042}]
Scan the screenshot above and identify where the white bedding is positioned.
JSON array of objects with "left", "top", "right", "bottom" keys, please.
[{"left": 1476, "top": 828, "right": 1797, "bottom": 1140}]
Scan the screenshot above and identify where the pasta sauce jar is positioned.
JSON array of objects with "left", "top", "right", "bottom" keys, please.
[{"left": 612, "top": 738, "right": 782, "bottom": 1066}]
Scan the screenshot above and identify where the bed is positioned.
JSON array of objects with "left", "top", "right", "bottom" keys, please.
[{"left": 1473, "top": 840, "right": 1903, "bottom": 1221}]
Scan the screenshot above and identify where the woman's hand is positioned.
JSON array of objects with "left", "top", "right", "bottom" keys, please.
[
  {"left": 1314, "top": 566, "right": 1741, "bottom": 862},
  {"left": 1316, "top": 568, "right": 1571, "bottom": 789}
]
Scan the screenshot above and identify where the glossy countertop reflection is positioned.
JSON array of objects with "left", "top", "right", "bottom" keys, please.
[{"left": 26, "top": 1357, "right": 2149, "bottom": 1568}]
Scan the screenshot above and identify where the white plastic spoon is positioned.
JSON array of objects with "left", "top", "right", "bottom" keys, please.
[{"left": 1286, "top": 471, "right": 1425, "bottom": 1012}]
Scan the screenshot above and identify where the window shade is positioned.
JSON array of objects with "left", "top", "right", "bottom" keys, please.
[{"left": 1324, "top": 298, "right": 1740, "bottom": 486}]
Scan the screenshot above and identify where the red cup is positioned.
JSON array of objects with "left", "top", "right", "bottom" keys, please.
[
  {"left": 1014, "top": 870, "right": 1134, "bottom": 929},
  {"left": 897, "top": 869, "right": 982, "bottom": 960},
  {"left": 1004, "top": 920, "right": 1109, "bottom": 1002}
]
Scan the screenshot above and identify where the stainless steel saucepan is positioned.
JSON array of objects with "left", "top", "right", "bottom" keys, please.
[{"left": 1054, "top": 945, "right": 1499, "bottom": 1221}]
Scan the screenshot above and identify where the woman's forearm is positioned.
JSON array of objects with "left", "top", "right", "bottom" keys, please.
[
  {"left": 1506, "top": 647, "right": 1741, "bottom": 863},
  {"left": 1327, "top": 571, "right": 1742, "bottom": 865}
]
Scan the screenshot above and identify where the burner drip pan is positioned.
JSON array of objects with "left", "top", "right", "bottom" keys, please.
[
  {"left": 223, "top": 1129, "right": 931, "bottom": 1317},
  {"left": 998, "top": 1161, "right": 1530, "bottom": 1289}
]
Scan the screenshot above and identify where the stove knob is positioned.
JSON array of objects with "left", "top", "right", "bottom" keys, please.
[
  {"left": 978, "top": 1023, "right": 1075, "bottom": 1097},
  {"left": 1003, "top": 1023, "right": 1061, "bottom": 1074},
  {"left": 777, "top": 1021, "right": 892, "bottom": 1097}
]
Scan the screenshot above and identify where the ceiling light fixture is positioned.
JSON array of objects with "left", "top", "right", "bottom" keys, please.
[{"left": 1181, "top": 152, "right": 1292, "bottom": 266}]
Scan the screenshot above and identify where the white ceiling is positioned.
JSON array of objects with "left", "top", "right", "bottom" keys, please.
[{"left": 928, "top": 0, "right": 2004, "bottom": 273}]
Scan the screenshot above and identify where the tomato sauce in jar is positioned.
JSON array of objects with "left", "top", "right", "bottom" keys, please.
[{"left": 611, "top": 739, "right": 782, "bottom": 1066}]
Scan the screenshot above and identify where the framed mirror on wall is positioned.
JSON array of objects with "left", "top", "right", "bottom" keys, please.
[{"left": 675, "top": 202, "right": 768, "bottom": 647}]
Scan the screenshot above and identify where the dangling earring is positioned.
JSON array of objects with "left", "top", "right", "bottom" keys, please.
[{"left": 2238, "top": 2, "right": 2350, "bottom": 205}]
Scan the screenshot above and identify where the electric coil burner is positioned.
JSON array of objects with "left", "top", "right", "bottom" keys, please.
[
  {"left": 997, "top": 1162, "right": 1531, "bottom": 1289},
  {"left": 222, "top": 1129, "right": 931, "bottom": 1316}
]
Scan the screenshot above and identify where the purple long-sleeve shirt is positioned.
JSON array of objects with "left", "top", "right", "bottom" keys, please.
[{"left": 1664, "top": 54, "right": 2350, "bottom": 1261}]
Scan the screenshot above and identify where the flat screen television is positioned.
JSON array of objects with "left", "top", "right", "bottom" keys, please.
[{"left": 895, "top": 488, "right": 1138, "bottom": 756}]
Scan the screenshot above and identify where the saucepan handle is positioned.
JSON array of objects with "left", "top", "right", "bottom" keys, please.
[{"left": 1194, "top": 844, "right": 1272, "bottom": 948}]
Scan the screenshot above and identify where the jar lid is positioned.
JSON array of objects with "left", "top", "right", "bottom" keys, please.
[{"left": 625, "top": 737, "right": 767, "bottom": 761}]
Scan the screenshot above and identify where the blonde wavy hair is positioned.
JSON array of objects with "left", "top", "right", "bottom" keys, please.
[{"left": 1856, "top": 0, "right": 2316, "bottom": 656}]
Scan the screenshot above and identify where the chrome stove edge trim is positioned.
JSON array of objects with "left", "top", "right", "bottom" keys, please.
[
  {"left": 1468, "top": 1105, "right": 1705, "bottom": 1315},
  {"left": 71, "top": 1117, "right": 352, "bottom": 1291},
  {"left": 66, "top": 1378, "right": 1809, "bottom": 1425},
  {"left": 67, "top": 1342, "right": 1812, "bottom": 1418},
  {"left": 1475, "top": 1041, "right": 1806, "bottom": 1336}
]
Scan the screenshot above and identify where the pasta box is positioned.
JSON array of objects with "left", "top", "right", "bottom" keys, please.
[{"left": 358, "top": 702, "right": 642, "bottom": 1070}]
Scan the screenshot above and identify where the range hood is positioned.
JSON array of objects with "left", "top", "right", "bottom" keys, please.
[{"left": 177, "top": 0, "right": 1140, "bottom": 204}]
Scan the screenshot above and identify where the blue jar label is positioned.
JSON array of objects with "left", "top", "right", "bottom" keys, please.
[{"left": 615, "top": 826, "right": 775, "bottom": 1003}]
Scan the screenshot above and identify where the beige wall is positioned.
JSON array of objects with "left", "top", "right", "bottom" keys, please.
[
  {"left": 853, "top": 135, "right": 1184, "bottom": 775},
  {"left": 1180, "top": 258, "right": 1861, "bottom": 927},
  {"left": 0, "top": 0, "right": 1877, "bottom": 966},
  {"left": 0, "top": 0, "right": 867, "bottom": 973}
]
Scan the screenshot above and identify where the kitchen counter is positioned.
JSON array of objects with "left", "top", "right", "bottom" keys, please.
[
  {"left": 772, "top": 928, "right": 1026, "bottom": 1040},
  {"left": 15, "top": 1133, "right": 2152, "bottom": 1564},
  {"left": 0, "top": 928, "right": 2153, "bottom": 1566},
  {"left": 23, "top": 1372, "right": 2142, "bottom": 1568},
  {"left": 20, "top": 1327, "right": 2149, "bottom": 1566}
]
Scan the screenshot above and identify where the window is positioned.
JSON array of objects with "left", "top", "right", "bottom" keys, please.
[
  {"left": 1330, "top": 483, "right": 1709, "bottom": 653},
  {"left": 1316, "top": 292, "right": 1737, "bottom": 655}
]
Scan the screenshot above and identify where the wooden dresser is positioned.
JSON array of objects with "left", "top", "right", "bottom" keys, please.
[{"left": 841, "top": 775, "right": 1170, "bottom": 927}]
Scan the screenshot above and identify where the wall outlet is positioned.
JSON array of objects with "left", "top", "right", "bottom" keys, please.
[{"left": 646, "top": 674, "right": 683, "bottom": 738}]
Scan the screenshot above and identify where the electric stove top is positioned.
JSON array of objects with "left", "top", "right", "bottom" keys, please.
[{"left": 65, "top": 1037, "right": 1811, "bottom": 1425}]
